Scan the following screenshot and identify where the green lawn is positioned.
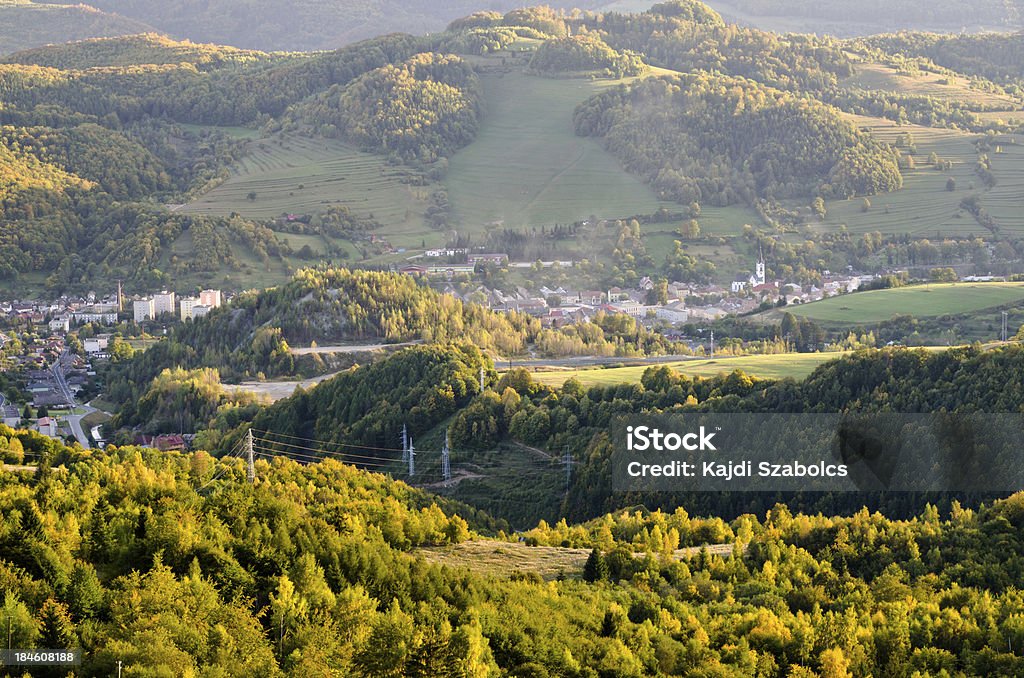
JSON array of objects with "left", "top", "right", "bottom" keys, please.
[
  {"left": 530, "top": 353, "right": 845, "bottom": 388},
  {"left": 783, "top": 283, "right": 1024, "bottom": 323}
]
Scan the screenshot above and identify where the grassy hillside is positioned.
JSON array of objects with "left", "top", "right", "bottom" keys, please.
[
  {"left": 445, "top": 67, "right": 673, "bottom": 230},
  {"left": 777, "top": 282, "right": 1024, "bottom": 324},
  {"left": 3, "top": 32, "right": 271, "bottom": 69},
  {"left": 812, "top": 116, "right": 1024, "bottom": 238},
  {"left": 691, "top": 0, "right": 1024, "bottom": 35},
  {"left": 529, "top": 352, "right": 844, "bottom": 387},
  {"left": 0, "top": 1, "right": 156, "bottom": 56}
]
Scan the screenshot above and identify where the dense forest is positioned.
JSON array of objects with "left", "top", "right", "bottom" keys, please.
[
  {"left": 174, "top": 342, "right": 1024, "bottom": 528},
  {"left": 574, "top": 73, "right": 903, "bottom": 206},
  {"left": 528, "top": 35, "right": 645, "bottom": 78},
  {"left": 282, "top": 52, "right": 483, "bottom": 164},
  {"left": 8, "top": 349, "right": 1024, "bottom": 673}
]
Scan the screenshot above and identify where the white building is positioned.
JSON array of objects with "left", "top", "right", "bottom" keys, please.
[
  {"left": 179, "top": 297, "right": 199, "bottom": 321},
  {"left": 84, "top": 337, "right": 109, "bottom": 354},
  {"left": 199, "top": 289, "right": 222, "bottom": 309},
  {"left": 133, "top": 298, "right": 155, "bottom": 323},
  {"left": 48, "top": 316, "right": 70, "bottom": 333},
  {"left": 191, "top": 305, "right": 212, "bottom": 319},
  {"left": 153, "top": 291, "right": 176, "bottom": 317}
]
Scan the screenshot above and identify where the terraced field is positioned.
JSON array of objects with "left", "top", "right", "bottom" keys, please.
[{"left": 816, "top": 115, "right": 1002, "bottom": 237}]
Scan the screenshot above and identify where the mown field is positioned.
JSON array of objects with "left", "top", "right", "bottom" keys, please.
[
  {"left": 444, "top": 67, "right": 674, "bottom": 230},
  {"left": 529, "top": 352, "right": 845, "bottom": 388},
  {"left": 815, "top": 116, "right": 998, "bottom": 237},
  {"left": 845, "top": 62, "right": 1020, "bottom": 109},
  {"left": 417, "top": 539, "right": 736, "bottom": 581},
  {"left": 179, "top": 134, "right": 437, "bottom": 244},
  {"left": 779, "top": 282, "right": 1024, "bottom": 323}
]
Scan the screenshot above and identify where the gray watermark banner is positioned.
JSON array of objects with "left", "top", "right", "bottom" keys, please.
[{"left": 610, "top": 413, "right": 1024, "bottom": 492}]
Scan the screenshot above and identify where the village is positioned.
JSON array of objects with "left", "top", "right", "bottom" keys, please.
[{"left": 396, "top": 250, "right": 879, "bottom": 330}]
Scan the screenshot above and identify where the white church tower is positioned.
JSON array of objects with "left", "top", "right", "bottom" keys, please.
[{"left": 755, "top": 245, "right": 766, "bottom": 286}]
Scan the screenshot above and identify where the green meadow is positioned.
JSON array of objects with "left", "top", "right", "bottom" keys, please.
[{"left": 782, "top": 283, "right": 1024, "bottom": 323}]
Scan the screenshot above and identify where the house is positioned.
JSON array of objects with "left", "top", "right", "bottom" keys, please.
[
  {"left": 638, "top": 276, "right": 654, "bottom": 291},
  {"left": 655, "top": 301, "right": 689, "bottom": 323},
  {"left": 36, "top": 417, "right": 59, "bottom": 439},
  {"left": 605, "top": 300, "right": 646, "bottom": 318},
  {"left": 199, "top": 289, "right": 223, "bottom": 308},
  {"left": 179, "top": 297, "right": 200, "bottom": 321},
  {"left": 48, "top": 316, "right": 70, "bottom": 333},
  {"left": 153, "top": 434, "right": 186, "bottom": 452}
]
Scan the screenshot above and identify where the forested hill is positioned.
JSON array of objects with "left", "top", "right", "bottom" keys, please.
[
  {"left": 8, "top": 398, "right": 1024, "bottom": 672},
  {"left": 1, "top": 2, "right": 1022, "bottom": 293},
  {"left": 69, "top": 0, "right": 607, "bottom": 51},
  {"left": 201, "top": 342, "right": 1024, "bottom": 526},
  {"left": 0, "top": 1, "right": 157, "bottom": 56},
  {"left": 2, "top": 33, "right": 273, "bottom": 70}
]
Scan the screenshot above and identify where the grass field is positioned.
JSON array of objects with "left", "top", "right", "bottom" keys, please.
[
  {"left": 417, "top": 539, "right": 736, "bottom": 581},
  {"left": 780, "top": 283, "right": 1024, "bottom": 323},
  {"left": 179, "top": 134, "right": 437, "bottom": 244},
  {"left": 814, "top": 115, "right": 993, "bottom": 238},
  {"left": 530, "top": 353, "right": 844, "bottom": 388},
  {"left": 846, "top": 63, "right": 1020, "bottom": 110},
  {"left": 445, "top": 68, "right": 674, "bottom": 230}
]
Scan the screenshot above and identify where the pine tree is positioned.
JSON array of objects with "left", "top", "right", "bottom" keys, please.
[{"left": 583, "top": 548, "right": 608, "bottom": 582}]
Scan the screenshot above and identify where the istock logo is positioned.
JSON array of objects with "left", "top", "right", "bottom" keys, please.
[{"left": 626, "top": 425, "right": 718, "bottom": 452}]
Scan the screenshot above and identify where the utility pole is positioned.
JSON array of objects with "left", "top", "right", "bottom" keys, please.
[
  {"left": 1002, "top": 311, "right": 1009, "bottom": 342},
  {"left": 116, "top": 279, "right": 123, "bottom": 313},
  {"left": 563, "top": 446, "right": 572, "bottom": 494},
  {"left": 710, "top": 330, "right": 714, "bottom": 357},
  {"left": 441, "top": 431, "right": 451, "bottom": 482},
  {"left": 408, "top": 437, "right": 415, "bottom": 477},
  {"left": 401, "top": 424, "right": 409, "bottom": 464},
  {"left": 246, "top": 429, "right": 255, "bottom": 484},
  {"left": 117, "top": 660, "right": 123, "bottom": 678},
  {"left": 480, "top": 366, "right": 485, "bottom": 392}
]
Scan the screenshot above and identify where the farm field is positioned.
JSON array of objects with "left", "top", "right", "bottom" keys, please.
[
  {"left": 444, "top": 68, "right": 674, "bottom": 230},
  {"left": 178, "top": 134, "right": 438, "bottom": 246},
  {"left": 779, "top": 282, "right": 1024, "bottom": 324},
  {"left": 815, "top": 115, "right": 993, "bottom": 237},
  {"left": 416, "top": 539, "right": 736, "bottom": 581},
  {"left": 529, "top": 352, "right": 845, "bottom": 388},
  {"left": 845, "top": 62, "right": 1020, "bottom": 109}
]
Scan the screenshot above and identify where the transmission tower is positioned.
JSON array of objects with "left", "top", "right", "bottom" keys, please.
[
  {"left": 401, "top": 423, "right": 409, "bottom": 464},
  {"left": 408, "top": 437, "right": 415, "bottom": 477},
  {"left": 246, "top": 429, "right": 255, "bottom": 484},
  {"left": 441, "top": 431, "right": 451, "bottom": 482},
  {"left": 563, "top": 446, "right": 572, "bottom": 494}
]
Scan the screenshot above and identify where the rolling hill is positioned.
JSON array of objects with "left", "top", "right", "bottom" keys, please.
[
  {"left": 76, "top": 0, "right": 607, "bottom": 51},
  {"left": 0, "top": 0, "right": 157, "bottom": 56}
]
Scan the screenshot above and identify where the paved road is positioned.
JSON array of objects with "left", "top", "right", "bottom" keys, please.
[
  {"left": 50, "top": 350, "right": 93, "bottom": 449},
  {"left": 289, "top": 340, "right": 423, "bottom": 355}
]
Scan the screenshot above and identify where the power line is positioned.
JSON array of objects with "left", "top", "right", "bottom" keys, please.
[{"left": 251, "top": 428, "right": 411, "bottom": 453}]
